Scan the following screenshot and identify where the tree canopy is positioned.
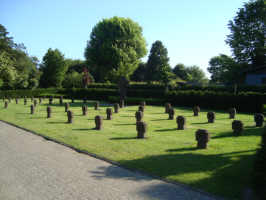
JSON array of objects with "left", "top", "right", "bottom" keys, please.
[
  {"left": 172, "top": 63, "right": 190, "bottom": 81},
  {"left": 0, "top": 24, "right": 40, "bottom": 89},
  {"left": 39, "top": 48, "right": 67, "bottom": 88},
  {"left": 84, "top": 16, "right": 147, "bottom": 82},
  {"left": 226, "top": 0, "right": 266, "bottom": 66},
  {"left": 130, "top": 62, "right": 147, "bottom": 82},
  {"left": 145, "top": 40, "right": 172, "bottom": 84},
  {"left": 208, "top": 54, "right": 245, "bottom": 84}
]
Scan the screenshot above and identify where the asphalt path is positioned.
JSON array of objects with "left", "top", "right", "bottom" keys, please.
[{"left": 0, "top": 121, "right": 218, "bottom": 200}]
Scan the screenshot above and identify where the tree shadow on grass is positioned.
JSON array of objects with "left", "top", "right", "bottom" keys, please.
[
  {"left": 119, "top": 115, "right": 133, "bottom": 118},
  {"left": 110, "top": 136, "right": 138, "bottom": 140},
  {"left": 47, "top": 121, "right": 67, "bottom": 124},
  {"left": 114, "top": 150, "right": 256, "bottom": 199},
  {"left": 166, "top": 147, "right": 198, "bottom": 152},
  {"left": 151, "top": 119, "right": 169, "bottom": 121},
  {"left": 88, "top": 149, "right": 256, "bottom": 199},
  {"left": 212, "top": 127, "right": 263, "bottom": 139},
  {"left": 72, "top": 128, "right": 95, "bottom": 131},
  {"left": 113, "top": 123, "right": 136, "bottom": 126},
  {"left": 154, "top": 128, "right": 177, "bottom": 132},
  {"left": 191, "top": 122, "right": 209, "bottom": 125}
]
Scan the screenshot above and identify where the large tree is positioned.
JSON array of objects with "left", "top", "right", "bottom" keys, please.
[
  {"left": 208, "top": 54, "right": 245, "bottom": 84},
  {"left": 185, "top": 65, "right": 208, "bottom": 84},
  {"left": 145, "top": 40, "right": 171, "bottom": 83},
  {"left": 226, "top": 0, "right": 265, "bottom": 66},
  {"left": 0, "top": 24, "right": 14, "bottom": 54},
  {"left": 0, "top": 51, "right": 17, "bottom": 89},
  {"left": 172, "top": 63, "right": 189, "bottom": 81},
  {"left": 0, "top": 24, "right": 40, "bottom": 89},
  {"left": 40, "top": 48, "right": 67, "bottom": 88},
  {"left": 84, "top": 16, "right": 147, "bottom": 82}
]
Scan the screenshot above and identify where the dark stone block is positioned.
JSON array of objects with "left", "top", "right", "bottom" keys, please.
[
  {"left": 30, "top": 105, "right": 35, "bottom": 114},
  {"left": 65, "top": 103, "right": 69, "bottom": 112},
  {"left": 168, "top": 107, "right": 175, "bottom": 120},
  {"left": 106, "top": 108, "right": 113, "bottom": 120},
  {"left": 82, "top": 105, "right": 87, "bottom": 116},
  {"left": 114, "top": 103, "right": 119, "bottom": 113},
  {"left": 135, "top": 111, "right": 143, "bottom": 122},
  {"left": 229, "top": 108, "right": 236, "bottom": 119},
  {"left": 165, "top": 103, "right": 171, "bottom": 113},
  {"left": 207, "top": 112, "right": 215, "bottom": 123},
  {"left": 94, "top": 101, "right": 99, "bottom": 110},
  {"left": 193, "top": 106, "right": 200, "bottom": 116},
  {"left": 254, "top": 113, "right": 264, "bottom": 127},
  {"left": 136, "top": 121, "right": 147, "bottom": 138},
  {"left": 67, "top": 110, "right": 73, "bottom": 123},
  {"left": 195, "top": 129, "right": 210, "bottom": 149},
  {"left": 95, "top": 115, "right": 103, "bottom": 130},
  {"left": 176, "top": 116, "right": 186, "bottom": 130},
  {"left": 47, "top": 106, "right": 52, "bottom": 118},
  {"left": 232, "top": 120, "right": 244, "bottom": 136}
]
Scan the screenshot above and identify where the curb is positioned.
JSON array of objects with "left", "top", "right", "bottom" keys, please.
[{"left": 0, "top": 119, "right": 225, "bottom": 200}]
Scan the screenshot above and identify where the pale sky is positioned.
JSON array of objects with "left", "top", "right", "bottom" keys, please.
[{"left": 1, "top": 0, "right": 247, "bottom": 77}]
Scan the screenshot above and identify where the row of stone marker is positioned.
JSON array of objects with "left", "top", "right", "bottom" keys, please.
[{"left": 3, "top": 98, "right": 265, "bottom": 149}]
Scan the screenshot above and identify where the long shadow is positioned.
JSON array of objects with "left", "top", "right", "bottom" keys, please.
[
  {"left": 119, "top": 115, "right": 133, "bottom": 118},
  {"left": 72, "top": 128, "right": 95, "bottom": 131},
  {"left": 166, "top": 147, "right": 198, "bottom": 152},
  {"left": 113, "top": 150, "right": 256, "bottom": 199},
  {"left": 154, "top": 128, "right": 177, "bottom": 132},
  {"left": 110, "top": 137, "right": 137, "bottom": 140},
  {"left": 212, "top": 127, "right": 263, "bottom": 139},
  {"left": 47, "top": 121, "right": 67, "bottom": 124},
  {"left": 113, "top": 123, "right": 136, "bottom": 126},
  {"left": 191, "top": 122, "right": 209, "bottom": 125},
  {"left": 151, "top": 119, "right": 169, "bottom": 121}
]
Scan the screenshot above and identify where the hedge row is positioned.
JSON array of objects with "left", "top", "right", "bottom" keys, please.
[
  {"left": 0, "top": 88, "right": 60, "bottom": 98},
  {"left": 62, "top": 83, "right": 266, "bottom": 93},
  {"left": 0, "top": 88, "right": 264, "bottom": 113}
]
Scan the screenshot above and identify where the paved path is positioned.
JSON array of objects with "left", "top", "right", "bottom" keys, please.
[{"left": 0, "top": 121, "right": 218, "bottom": 200}]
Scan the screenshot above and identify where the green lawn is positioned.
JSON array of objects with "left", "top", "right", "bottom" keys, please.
[{"left": 0, "top": 98, "right": 262, "bottom": 199}]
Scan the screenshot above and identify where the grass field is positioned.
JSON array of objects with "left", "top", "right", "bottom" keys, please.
[{"left": 0, "top": 98, "right": 263, "bottom": 199}]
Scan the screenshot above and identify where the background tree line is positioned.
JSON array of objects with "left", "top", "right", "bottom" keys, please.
[{"left": 0, "top": 0, "right": 264, "bottom": 89}]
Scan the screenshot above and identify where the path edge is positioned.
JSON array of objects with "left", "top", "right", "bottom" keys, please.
[{"left": 0, "top": 119, "right": 225, "bottom": 200}]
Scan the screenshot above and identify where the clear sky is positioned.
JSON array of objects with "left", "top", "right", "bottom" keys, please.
[{"left": 1, "top": 0, "right": 247, "bottom": 77}]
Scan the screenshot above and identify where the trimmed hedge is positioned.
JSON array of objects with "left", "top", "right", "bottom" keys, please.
[{"left": 0, "top": 88, "right": 264, "bottom": 113}]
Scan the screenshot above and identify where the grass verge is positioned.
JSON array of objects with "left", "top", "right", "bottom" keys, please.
[{"left": 0, "top": 98, "right": 262, "bottom": 199}]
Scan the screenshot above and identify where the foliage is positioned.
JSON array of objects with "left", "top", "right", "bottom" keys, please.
[
  {"left": 130, "top": 62, "right": 147, "bottom": 81},
  {"left": 0, "top": 24, "right": 14, "bottom": 53},
  {"left": 0, "top": 24, "right": 40, "bottom": 89},
  {"left": 208, "top": 54, "right": 247, "bottom": 84},
  {"left": 145, "top": 40, "right": 172, "bottom": 84},
  {"left": 226, "top": 0, "right": 266, "bottom": 66},
  {"left": 84, "top": 16, "right": 147, "bottom": 82},
  {"left": 62, "top": 71, "right": 83, "bottom": 88},
  {"left": 172, "top": 63, "right": 189, "bottom": 81},
  {"left": 39, "top": 48, "right": 67, "bottom": 88},
  {"left": 65, "top": 59, "right": 86, "bottom": 73},
  {"left": 184, "top": 65, "right": 208, "bottom": 85}
]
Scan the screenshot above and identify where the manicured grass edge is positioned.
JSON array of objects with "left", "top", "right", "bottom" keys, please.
[{"left": 0, "top": 119, "right": 225, "bottom": 200}]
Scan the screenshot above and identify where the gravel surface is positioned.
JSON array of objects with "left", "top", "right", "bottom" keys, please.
[{"left": 0, "top": 121, "right": 218, "bottom": 200}]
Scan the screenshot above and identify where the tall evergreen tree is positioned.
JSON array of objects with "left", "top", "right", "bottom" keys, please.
[{"left": 145, "top": 40, "right": 171, "bottom": 83}]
